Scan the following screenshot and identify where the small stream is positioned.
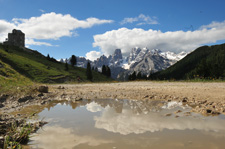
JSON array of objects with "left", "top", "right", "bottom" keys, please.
[{"left": 27, "top": 99, "right": 225, "bottom": 149}]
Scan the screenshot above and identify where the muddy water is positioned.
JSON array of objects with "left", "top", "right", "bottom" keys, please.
[{"left": 28, "top": 99, "right": 225, "bottom": 149}]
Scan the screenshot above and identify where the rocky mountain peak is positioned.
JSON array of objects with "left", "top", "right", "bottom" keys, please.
[
  {"left": 94, "top": 55, "right": 109, "bottom": 67},
  {"left": 112, "top": 49, "right": 122, "bottom": 60},
  {"left": 128, "top": 47, "right": 142, "bottom": 64}
]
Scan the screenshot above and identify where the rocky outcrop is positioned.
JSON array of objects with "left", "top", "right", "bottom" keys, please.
[
  {"left": 18, "top": 96, "right": 33, "bottom": 103},
  {"left": 38, "top": 86, "right": 49, "bottom": 93}
]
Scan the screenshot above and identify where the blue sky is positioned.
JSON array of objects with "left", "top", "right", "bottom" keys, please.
[{"left": 1, "top": 0, "right": 225, "bottom": 60}]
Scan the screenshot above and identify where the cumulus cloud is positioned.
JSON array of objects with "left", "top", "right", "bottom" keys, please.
[
  {"left": 0, "top": 20, "right": 16, "bottom": 42},
  {"left": 0, "top": 12, "right": 113, "bottom": 46},
  {"left": 200, "top": 20, "right": 225, "bottom": 29},
  {"left": 120, "top": 14, "right": 159, "bottom": 25},
  {"left": 86, "top": 51, "right": 102, "bottom": 61},
  {"left": 93, "top": 20, "right": 225, "bottom": 56}
]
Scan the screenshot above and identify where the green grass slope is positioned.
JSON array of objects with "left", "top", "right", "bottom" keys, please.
[
  {"left": 150, "top": 43, "right": 225, "bottom": 80},
  {"left": 0, "top": 58, "right": 34, "bottom": 93},
  {"left": 0, "top": 44, "right": 112, "bottom": 84}
]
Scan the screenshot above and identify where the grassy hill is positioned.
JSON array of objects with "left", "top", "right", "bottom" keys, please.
[
  {"left": 0, "top": 58, "right": 35, "bottom": 93},
  {"left": 150, "top": 43, "right": 225, "bottom": 80},
  {"left": 0, "top": 44, "right": 112, "bottom": 86}
]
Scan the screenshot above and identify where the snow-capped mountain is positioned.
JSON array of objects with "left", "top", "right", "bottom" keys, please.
[
  {"left": 160, "top": 51, "right": 187, "bottom": 62},
  {"left": 120, "top": 47, "right": 187, "bottom": 73},
  {"left": 63, "top": 47, "right": 187, "bottom": 80}
]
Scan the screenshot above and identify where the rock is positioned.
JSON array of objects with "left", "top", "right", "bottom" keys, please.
[
  {"left": 38, "top": 86, "right": 48, "bottom": 93},
  {"left": 0, "top": 103, "right": 4, "bottom": 108},
  {"left": 38, "top": 93, "right": 44, "bottom": 97},
  {"left": 206, "top": 109, "right": 212, "bottom": 114},
  {"left": 143, "top": 95, "right": 149, "bottom": 98},
  {"left": 165, "top": 113, "right": 172, "bottom": 117},
  {"left": 0, "top": 94, "right": 8, "bottom": 103},
  {"left": 209, "top": 102, "right": 214, "bottom": 105},
  {"left": 57, "top": 86, "right": 65, "bottom": 89},
  {"left": 184, "top": 112, "right": 191, "bottom": 116},
  {"left": 212, "top": 111, "right": 220, "bottom": 115},
  {"left": 202, "top": 109, "right": 220, "bottom": 115},
  {"left": 200, "top": 100, "right": 207, "bottom": 104},
  {"left": 76, "top": 98, "right": 83, "bottom": 101},
  {"left": 174, "top": 110, "right": 182, "bottom": 113},
  {"left": 18, "top": 96, "right": 33, "bottom": 103},
  {"left": 182, "top": 98, "right": 188, "bottom": 103},
  {"left": 41, "top": 101, "right": 47, "bottom": 105}
]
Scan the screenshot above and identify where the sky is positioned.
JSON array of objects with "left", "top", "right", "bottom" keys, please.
[{"left": 0, "top": 0, "right": 225, "bottom": 61}]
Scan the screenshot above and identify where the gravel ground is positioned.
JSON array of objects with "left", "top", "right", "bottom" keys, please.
[{"left": 50, "top": 81, "right": 225, "bottom": 115}]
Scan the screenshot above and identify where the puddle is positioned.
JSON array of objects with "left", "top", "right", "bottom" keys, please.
[{"left": 27, "top": 99, "right": 225, "bottom": 149}]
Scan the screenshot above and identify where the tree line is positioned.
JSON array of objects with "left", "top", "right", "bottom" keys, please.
[
  {"left": 48, "top": 54, "right": 112, "bottom": 81},
  {"left": 128, "top": 71, "right": 149, "bottom": 81}
]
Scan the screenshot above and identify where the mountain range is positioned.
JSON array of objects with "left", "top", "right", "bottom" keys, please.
[{"left": 64, "top": 47, "right": 187, "bottom": 80}]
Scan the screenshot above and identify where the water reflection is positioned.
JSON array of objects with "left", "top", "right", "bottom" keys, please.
[
  {"left": 32, "top": 126, "right": 113, "bottom": 149},
  {"left": 30, "top": 99, "right": 225, "bottom": 149}
]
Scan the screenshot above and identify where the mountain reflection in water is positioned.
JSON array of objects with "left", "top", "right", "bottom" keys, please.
[{"left": 29, "top": 99, "right": 225, "bottom": 149}]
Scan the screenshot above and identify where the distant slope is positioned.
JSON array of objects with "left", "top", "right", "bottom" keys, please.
[
  {"left": 150, "top": 43, "right": 225, "bottom": 80},
  {"left": 0, "top": 44, "right": 112, "bottom": 83}
]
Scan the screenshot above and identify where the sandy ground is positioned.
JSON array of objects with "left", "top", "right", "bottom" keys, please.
[{"left": 50, "top": 81, "right": 225, "bottom": 115}]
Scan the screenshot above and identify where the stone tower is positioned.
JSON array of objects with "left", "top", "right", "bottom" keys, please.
[{"left": 4, "top": 29, "right": 25, "bottom": 47}]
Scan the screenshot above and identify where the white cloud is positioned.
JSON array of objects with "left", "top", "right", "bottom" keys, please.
[
  {"left": 93, "top": 20, "right": 225, "bottom": 56},
  {"left": 0, "top": 12, "right": 113, "bottom": 46},
  {"left": 39, "top": 9, "right": 45, "bottom": 13},
  {"left": 0, "top": 20, "right": 16, "bottom": 42},
  {"left": 120, "top": 14, "right": 159, "bottom": 25},
  {"left": 200, "top": 20, "right": 225, "bottom": 29},
  {"left": 86, "top": 51, "right": 102, "bottom": 61},
  {"left": 25, "top": 38, "right": 53, "bottom": 46}
]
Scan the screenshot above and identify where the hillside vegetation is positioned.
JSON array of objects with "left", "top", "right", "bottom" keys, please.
[
  {"left": 0, "top": 44, "right": 112, "bottom": 86},
  {"left": 150, "top": 43, "right": 225, "bottom": 80},
  {"left": 0, "top": 58, "right": 35, "bottom": 93}
]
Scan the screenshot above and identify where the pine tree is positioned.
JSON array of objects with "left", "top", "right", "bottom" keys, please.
[
  {"left": 70, "top": 55, "right": 77, "bottom": 67},
  {"left": 86, "top": 61, "right": 93, "bottom": 81},
  {"left": 102, "top": 65, "right": 106, "bottom": 75},
  {"left": 106, "top": 66, "right": 111, "bottom": 77},
  {"left": 137, "top": 72, "right": 142, "bottom": 80},
  {"left": 65, "top": 61, "right": 69, "bottom": 71},
  {"left": 47, "top": 54, "right": 50, "bottom": 60},
  {"left": 131, "top": 71, "right": 136, "bottom": 80}
]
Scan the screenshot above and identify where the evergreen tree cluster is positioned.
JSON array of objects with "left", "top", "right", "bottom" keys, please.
[
  {"left": 92, "top": 66, "right": 98, "bottom": 72},
  {"left": 128, "top": 71, "right": 148, "bottom": 81},
  {"left": 101, "top": 65, "right": 111, "bottom": 77},
  {"left": 47, "top": 54, "right": 59, "bottom": 63}
]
